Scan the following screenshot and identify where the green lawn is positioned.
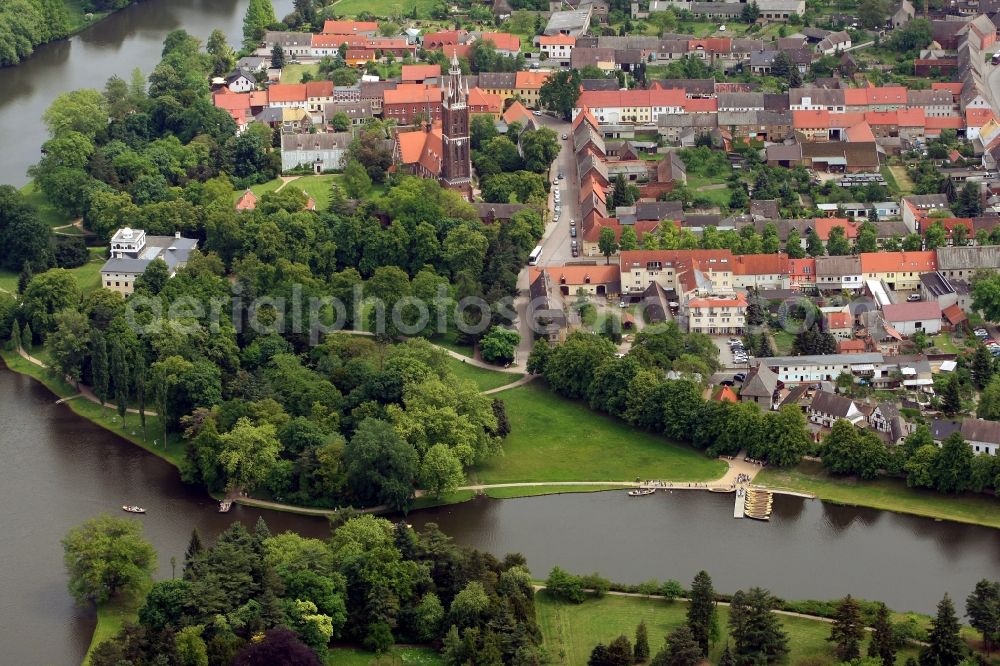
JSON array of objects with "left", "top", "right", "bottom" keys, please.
[
  {"left": 332, "top": 0, "right": 441, "bottom": 18},
  {"left": 536, "top": 592, "right": 921, "bottom": 666},
  {"left": 83, "top": 598, "right": 139, "bottom": 665},
  {"left": 326, "top": 646, "right": 444, "bottom": 665},
  {"left": 280, "top": 63, "right": 319, "bottom": 83},
  {"left": 887, "top": 166, "right": 915, "bottom": 195},
  {"left": 288, "top": 175, "right": 338, "bottom": 211},
  {"left": 63, "top": 0, "right": 114, "bottom": 33},
  {"left": 20, "top": 181, "right": 73, "bottom": 229},
  {"left": 0, "top": 269, "right": 16, "bottom": 293},
  {"left": 232, "top": 177, "right": 284, "bottom": 203},
  {"left": 73, "top": 254, "right": 106, "bottom": 295},
  {"left": 929, "top": 333, "right": 960, "bottom": 354},
  {"left": 771, "top": 329, "right": 795, "bottom": 355},
  {"left": 485, "top": 485, "right": 626, "bottom": 499},
  {"left": 445, "top": 357, "right": 520, "bottom": 392},
  {"left": 429, "top": 330, "right": 474, "bottom": 357},
  {"left": 472, "top": 383, "right": 726, "bottom": 484},
  {"left": 410, "top": 489, "right": 476, "bottom": 510},
  {"left": 756, "top": 460, "right": 1000, "bottom": 529}
]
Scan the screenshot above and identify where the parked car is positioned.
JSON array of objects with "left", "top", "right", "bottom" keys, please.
[
  {"left": 570, "top": 227, "right": 577, "bottom": 237},
  {"left": 570, "top": 219, "right": 576, "bottom": 227},
  {"left": 533, "top": 110, "right": 542, "bottom": 116},
  {"left": 572, "top": 247, "right": 579, "bottom": 257},
  {"left": 619, "top": 301, "right": 627, "bottom": 308},
  {"left": 561, "top": 133, "right": 568, "bottom": 140},
  {"left": 734, "top": 373, "right": 746, "bottom": 382},
  {"left": 558, "top": 172, "right": 564, "bottom": 179},
  {"left": 906, "top": 294, "right": 921, "bottom": 302},
  {"left": 728, "top": 337, "right": 741, "bottom": 344},
  {"left": 720, "top": 380, "right": 735, "bottom": 386},
  {"left": 975, "top": 328, "right": 989, "bottom": 338}
]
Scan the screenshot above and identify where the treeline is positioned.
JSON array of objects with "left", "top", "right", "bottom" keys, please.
[
  {"left": 547, "top": 566, "right": 998, "bottom": 666},
  {"left": 0, "top": 0, "right": 141, "bottom": 67},
  {"left": 73, "top": 515, "right": 543, "bottom": 664},
  {"left": 526, "top": 326, "right": 812, "bottom": 467},
  {"left": 470, "top": 116, "right": 560, "bottom": 205}
]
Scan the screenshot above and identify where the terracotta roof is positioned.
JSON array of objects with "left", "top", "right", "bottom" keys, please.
[
  {"left": 825, "top": 311, "right": 852, "bottom": 329},
  {"left": 383, "top": 84, "right": 442, "bottom": 105},
  {"left": 418, "top": 126, "right": 443, "bottom": 176},
  {"left": 539, "top": 34, "right": 576, "bottom": 45},
  {"left": 845, "top": 121, "right": 875, "bottom": 142},
  {"left": 579, "top": 174, "right": 606, "bottom": 203},
  {"left": 401, "top": 64, "right": 442, "bottom": 81},
  {"left": 925, "top": 115, "right": 964, "bottom": 130},
  {"left": 859, "top": 251, "right": 936, "bottom": 273},
  {"left": 514, "top": 70, "right": 550, "bottom": 89},
  {"left": 942, "top": 303, "right": 967, "bottom": 325},
  {"left": 306, "top": 81, "right": 333, "bottom": 98},
  {"left": 467, "top": 87, "right": 502, "bottom": 112},
  {"left": 249, "top": 91, "right": 268, "bottom": 106},
  {"left": 213, "top": 92, "right": 251, "bottom": 111},
  {"left": 684, "top": 98, "right": 717, "bottom": 113},
  {"left": 839, "top": 339, "right": 866, "bottom": 352},
  {"left": 815, "top": 217, "right": 858, "bottom": 240},
  {"left": 396, "top": 129, "right": 429, "bottom": 164},
  {"left": 583, "top": 216, "right": 658, "bottom": 243},
  {"left": 966, "top": 108, "right": 996, "bottom": 127},
  {"left": 688, "top": 293, "right": 748, "bottom": 308},
  {"left": 478, "top": 32, "right": 520, "bottom": 52},
  {"left": 931, "top": 82, "right": 963, "bottom": 96},
  {"left": 422, "top": 30, "right": 465, "bottom": 47},
  {"left": 713, "top": 386, "right": 739, "bottom": 403},
  {"left": 322, "top": 20, "right": 379, "bottom": 34},
  {"left": 503, "top": 100, "right": 533, "bottom": 125},
  {"left": 267, "top": 83, "right": 307, "bottom": 103},
  {"left": 235, "top": 189, "right": 257, "bottom": 211},
  {"left": 863, "top": 111, "right": 898, "bottom": 126},
  {"left": 732, "top": 253, "right": 789, "bottom": 276},
  {"left": 573, "top": 106, "right": 599, "bottom": 130},
  {"left": 312, "top": 34, "right": 354, "bottom": 48},
  {"left": 895, "top": 108, "right": 926, "bottom": 127},
  {"left": 577, "top": 88, "right": 686, "bottom": 110},
  {"left": 793, "top": 109, "right": 830, "bottom": 129},
  {"left": 548, "top": 264, "right": 620, "bottom": 285}
]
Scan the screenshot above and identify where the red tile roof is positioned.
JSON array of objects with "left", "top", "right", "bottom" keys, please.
[
  {"left": 895, "top": 108, "right": 926, "bottom": 127},
  {"left": 401, "top": 64, "right": 442, "bottom": 81},
  {"left": 684, "top": 97, "right": 717, "bottom": 113},
  {"left": 815, "top": 217, "right": 858, "bottom": 240},
  {"left": 396, "top": 129, "right": 429, "bottom": 164},
  {"left": 845, "top": 121, "right": 875, "bottom": 142},
  {"left": 546, "top": 264, "right": 621, "bottom": 285},
  {"left": 838, "top": 339, "right": 866, "bottom": 352},
  {"left": 793, "top": 110, "right": 830, "bottom": 129},
  {"left": 942, "top": 303, "right": 967, "bottom": 325},
  {"left": 577, "top": 88, "right": 686, "bottom": 110},
  {"left": 966, "top": 108, "right": 996, "bottom": 127},
  {"left": 539, "top": 34, "right": 576, "bottom": 45},
  {"left": 732, "top": 253, "right": 789, "bottom": 276},
  {"left": 582, "top": 217, "right": 658, "bottom": 243},
  {"left": 688, "top": 292, "right": 748, "bottom": 308},
  {"left": 213, "top": 91, "right": 251, "bottom": 111},
  {"left": 322, "top": 20, "right": 379, "bottom": 34},
  {"left": 924, "top": 115, "right": 964, "bottom": 130},
  {"left": 503, "top": 100, "right": 533, "bottom": 125},
  {"left": 235, "top": 189, "right": 258, "bottom": 211},
  {"left": 859, "top": 250, "right": 936, "bottom": 273},
  {"left": 267, "top": 83, "right": 307, "bottom": 103},
  {"left": 383, "top": 84, "right": 442, "bottom": 105},
  {"left": 882, "top": 301, "right": 943, "bottom": 322},
  {"left": 515, "top": 70, "right": 550, "bottom": 89},
  {"left": 713, "top": 385, "right": 739, "bottom": 403},
  {"left": 422, "top": 30, "right": 466, "bottom": 47},
  {"left": 825, "top": 311, "right": 852, "bottom": 329},
  {"left": 573, "top": 106, "right": 599, "bottom": 130},
  {"left": 479, "top": 32, "right": 520, "bottom": 52},
  {"left": 306, "top": 81, "right": 333, "bottom": 98},
  {"left": 467, "top": 87, "right": 502, "bottom": 113}
]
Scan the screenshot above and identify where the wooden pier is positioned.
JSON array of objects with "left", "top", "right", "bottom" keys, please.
[{"left": 733, "top": 488, "right": 746, "bottom": 518}]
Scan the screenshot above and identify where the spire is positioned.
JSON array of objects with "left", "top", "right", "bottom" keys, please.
[{"left": 450, "top": 48, "right": 460, "bottom": 75}]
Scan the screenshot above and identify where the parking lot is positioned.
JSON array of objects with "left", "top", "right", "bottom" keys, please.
[{"left": 714, "top": 336, "right": 752, "bottom": 370}]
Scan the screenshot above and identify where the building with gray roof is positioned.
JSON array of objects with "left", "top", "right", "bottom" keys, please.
[{"left": 101, "top": 228, "right": 198, "bottom": 296}]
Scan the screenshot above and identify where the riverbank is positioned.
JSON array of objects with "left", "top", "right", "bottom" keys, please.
[
  {"left": 756, "top": 460, "right": 1000, "bottom": 530},
  {"left": 0, "top": 1, "right": 129, "bottom": 69},
  {"left": 84, "top": 598, "right": 139, "bottom": 666}
]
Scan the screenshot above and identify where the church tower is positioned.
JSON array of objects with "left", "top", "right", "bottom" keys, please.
[{"left": 440, "top": 51, "right": 472, "bottom": 198}]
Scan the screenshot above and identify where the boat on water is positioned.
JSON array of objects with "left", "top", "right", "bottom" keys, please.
[
  {"left": 628, "top": 488, "right": 656, "bottom": 497},
  {"left": 122, "top": 505, "right": 146, "bottom": 514}
]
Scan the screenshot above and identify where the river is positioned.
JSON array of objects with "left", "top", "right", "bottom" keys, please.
[
  {"left": 4, "top": 363, "right": 1000, "bottom": 664},
  {"left": 0, "top": 0, "right": 295, "bottom": 188}
]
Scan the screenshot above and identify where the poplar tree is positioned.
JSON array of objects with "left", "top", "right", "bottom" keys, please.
[
  {"left": 634, "top": 621, "right": 650, "bottom": 663},
  {"left": 91, "top": 334, "right": 109, "bottom": 407},
  {"left": 828, "top": 595, "right": 865, "bottom": 662},
  {"left": 22, "top": 323, "right": 33, "bottom": 353},
  {"left": 134, "top": 365, "right": 146, "bottom": 439},
  {"left": 110, "top": 340, "right": 129, "bottom": 428},
  {"left": 243, "top": 0, "right": 277, "bottom": 50},
  {"left": 9, "top": 319, "right": 21, "bottom": 351}
]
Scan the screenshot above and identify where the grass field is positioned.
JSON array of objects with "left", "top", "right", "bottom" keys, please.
[
  {"left": 445, "top": 357, "right": 519, "bottom": 392},
  {"left": 289, "top": 174, "right": 338, "bottom": 210},
  {"left": 332, "top": 0, "right": 440, "bottom": 18},
  {"left": 536, "top": 592, "right": 921, "bottom": 666},
  {"left": 471, "top": 382, "right": 726, "bottom": 485},
  {"left": 771, "top": 329, "right": 795, "bottom": 355},
  {"left": 83, "top": 598, "right": 139, "bottom": 665},
  {"left": 327, "top": 646, "right": 444, "bottom": 665},
  {"left": 429, "top": 330, "right": 474, "bottom": 357},
  {"left": 280, "top": 63, "right": 319, "bottom": 83},
  {"left": 485, "top": 485, "right": 626, "bottom": 499},
  {"left": 20, "top": 181, "right": 73, "bottom": 229},
  {"left": 757, "top": 460, "right": 1000, "bottom": 529},
  {"left": 233, "top": 177, "right": 284, "bottom": 202},
  {"left": 887, "top": 166, "right": 915, "bottom": 195}
]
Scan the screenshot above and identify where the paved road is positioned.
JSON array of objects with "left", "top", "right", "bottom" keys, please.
[
  {"left": 987, "top": 58, "right": 1000, "bottom": 119},
  {"left": 535, "top": 114, "right": 581, "bottom": 267}
]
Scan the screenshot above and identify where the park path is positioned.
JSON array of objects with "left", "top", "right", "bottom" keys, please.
[
  {"left": 51, "top": 218, "right": 93, "bottom": 237},
  {"left": 274, "top": 175, "right": 301, "bottom": 192},
  {"left": 15, "top": 347, "right": 157, "bottom": 416}
]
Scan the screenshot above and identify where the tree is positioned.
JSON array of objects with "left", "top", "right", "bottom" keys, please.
[
  {"left": 599, "top": 227, "right": 619, "bottom": 264},
  {"left": 653, "top": 626, "right": 701, "bottom": 666},
  {"left": 728, "top": 588, "right": 789, "bottom": 665},
  {"left": 620, "top": 226, "right": 639, "bottom": 251},
  {"left": 21, "top": 268, "right": 80, "bottom": 336},
  {"left": 966, "top": 580, "right": 1000, "bottom": 655},
  {"left": 978, "top": 375, "right": 1000, "bottom": 420},
  {"left": 175, "top": 625, "right": 209, "bottom": 666},
  {"left": 43, "top": 89, "right": 108, "bottom": 139},
  {"left": 343, "top": 159, "right": 372, "bottom": 199},
  {"left": 924, "top": 221, "right": 947, "bottom": 250},
  {"left": 806, "top": 228, "right": 824, "bottom": 257},
  {"left": 933, "top": 431, "right": 972, "bottom": 493},
  {"left": 828, "top": 595, "right": 865, "bottom": 662},
  {"left": 793, "top": 324, "right": 836, "bottom": 356},
  {"left": 740, "top": 0, "right": 759, "bottom": 23},
  {"left": 859, "top": 0, "right": 888, "bottom": 28},
  {"left": 233, "top": 627, "right": 321, "bottom": 666},
  {"left": 330, "top": 111, "right": 350, "bottom": 132},
  {"left": 0, "top": 185, "right": 51, "bottom": 272},
  {"left": 687, "top": 570, "right": 717, "bottom": 657},
  {"left": 62, "top": 515, "right": 156, "bottom": 604},
  {"left": 825, "top": 226, "right": 852, "bottom": 256},
  {"left": 868, "top": 602, "right": 897, "bottom": 666},
  {"left": 217, "top": 418, "right": 282, "bottom": 492},
  {"left": 270, "top": 43, "right": 286, "bottom": 69},
  {"left": 345, "top": 418, "right": 418, "bottom": 511},
  {"left": 635, "top": 621, "right": 651, "bottom": 663},
  {"left": 941, "top": 374, "right": 962, "bottom": 416},
  {"left": 419, "top": 443, "right": 465, "bottom": 498},
  {"left": 546, "top": 566, "right": 585, "bottom": 603},
  {"left": 91, "top": 334, "right": 110, "bottom": 407},
  {"left": 539, "top": 69, "right": 581, "bottom": 120},
  {"left": 919, "top": 594, "right": 965, "bottom": 666},
  {"left": 972, "top": 271, "right": 1000, "bottom": 323},
  {"left": 784, "top": 229, "right": 805, "bottom": 258},
  {"left": 206, "top": 29, "right": 235, "bottom": 77},
  {"left": 480, "top": 326, "right": 520, "bottom": 364},
  {"left": 242, "top": 0, "right": 277, "bottom": 50},
  {"left": 46, "top": 308, "right": 93, "bottom": 385}
]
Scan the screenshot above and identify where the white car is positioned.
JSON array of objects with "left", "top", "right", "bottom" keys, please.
[
  {"left": 718, "top": 24, "right": 726, "bottom": 31},
  {"left": 533, "top": 110, "right": 542, "bottom": 116}
]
